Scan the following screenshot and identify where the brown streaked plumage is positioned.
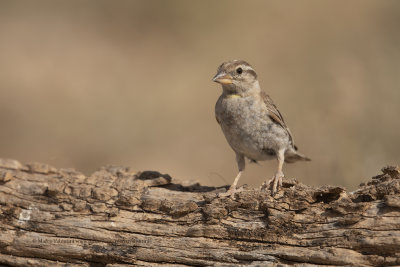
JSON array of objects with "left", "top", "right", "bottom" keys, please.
[{"left": 213, "top": 60, "right": 310, "bottom": 197}]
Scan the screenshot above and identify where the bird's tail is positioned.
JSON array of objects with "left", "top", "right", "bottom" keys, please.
[{"left": 285, "top": 150, "right": 311, "bottom": 163}]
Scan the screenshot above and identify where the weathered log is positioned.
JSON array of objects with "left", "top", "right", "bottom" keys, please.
[{"left": 0, "top": 158, "right": 399, "bottom": 266}]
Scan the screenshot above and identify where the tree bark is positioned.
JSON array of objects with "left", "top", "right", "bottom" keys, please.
[{"left": 0, "top": 158, "right": 399, "bottom": 266}]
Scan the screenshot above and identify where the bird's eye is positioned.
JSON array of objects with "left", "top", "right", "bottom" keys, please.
[{"left": 236, "top": 67, "right": 243, "bottom": 74}]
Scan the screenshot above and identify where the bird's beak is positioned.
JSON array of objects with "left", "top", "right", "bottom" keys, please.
[{"left": 212, "top": 72, "right": 233, "bottom": 85}]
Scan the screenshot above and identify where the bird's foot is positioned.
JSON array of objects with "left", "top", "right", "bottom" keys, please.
[
  {"left": 218, "top": 186, "right": 243, "bottom": 199},
  {"left": 261, "top": 171, "right": 284, "bottom": 196}
]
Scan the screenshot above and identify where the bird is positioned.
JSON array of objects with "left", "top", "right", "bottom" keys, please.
[{"left": 213, "top": 60, "right": 310, "bottom": 197}]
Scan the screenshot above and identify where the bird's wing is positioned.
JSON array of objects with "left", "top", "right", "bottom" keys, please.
[{"left": 261, "top": 91, "right": 297, "bottom": 149}]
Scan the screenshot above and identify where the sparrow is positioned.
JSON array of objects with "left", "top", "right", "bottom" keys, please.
[{"left": 213, "top": 60, "right": 310, "bottom": 197}]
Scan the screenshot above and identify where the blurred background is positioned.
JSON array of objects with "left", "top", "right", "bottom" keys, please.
[{"left": 1, "top": 0, "right": 399, "bottom": 190}]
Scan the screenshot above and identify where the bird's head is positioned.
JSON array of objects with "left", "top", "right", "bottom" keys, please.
[{"left": 212, "top": 60, "right": 260, "bottom": 96}]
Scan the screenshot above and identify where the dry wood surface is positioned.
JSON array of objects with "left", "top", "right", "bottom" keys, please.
[{"left": 0, "top": 158, "right": 400, "bottom": 266}]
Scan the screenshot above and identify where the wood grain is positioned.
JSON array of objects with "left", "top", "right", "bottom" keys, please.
[{"left": 0, "top": 158, "right": 399, "bottom": 266}]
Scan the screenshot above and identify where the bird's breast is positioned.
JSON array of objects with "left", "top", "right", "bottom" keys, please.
[
  {"left": 216, "top": 96, "right": 268, "bottom": 130},
  {"left": 215, "top": 96, "right": 277, "bottom": 158}
]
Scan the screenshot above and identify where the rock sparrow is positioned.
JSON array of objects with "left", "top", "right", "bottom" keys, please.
[{"left": 213, "top": 60, "right": 310, "bottom": 197}]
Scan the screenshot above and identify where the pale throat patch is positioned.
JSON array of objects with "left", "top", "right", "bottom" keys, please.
[{"left": 227, "top": 94, "right": 241, "bottom": 99}]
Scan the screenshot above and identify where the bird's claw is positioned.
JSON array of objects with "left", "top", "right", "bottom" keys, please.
[
  {"left": 261, "top": 171, "right": 284, "bottom": 196},
  {"left": 218, "top": 186, "right": 244, "bottom": 199}
]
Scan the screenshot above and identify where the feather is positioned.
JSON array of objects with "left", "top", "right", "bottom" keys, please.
[{"left": 260, "top": 91, "right": 296, "bottom": 148}]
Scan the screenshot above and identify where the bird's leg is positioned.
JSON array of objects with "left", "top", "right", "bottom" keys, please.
[
  {"left": 219, "top": 153, "right": 245, "bottom": 199},
  {"left": 264, "top": 149, "right": 285, "bottom": 196}
]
